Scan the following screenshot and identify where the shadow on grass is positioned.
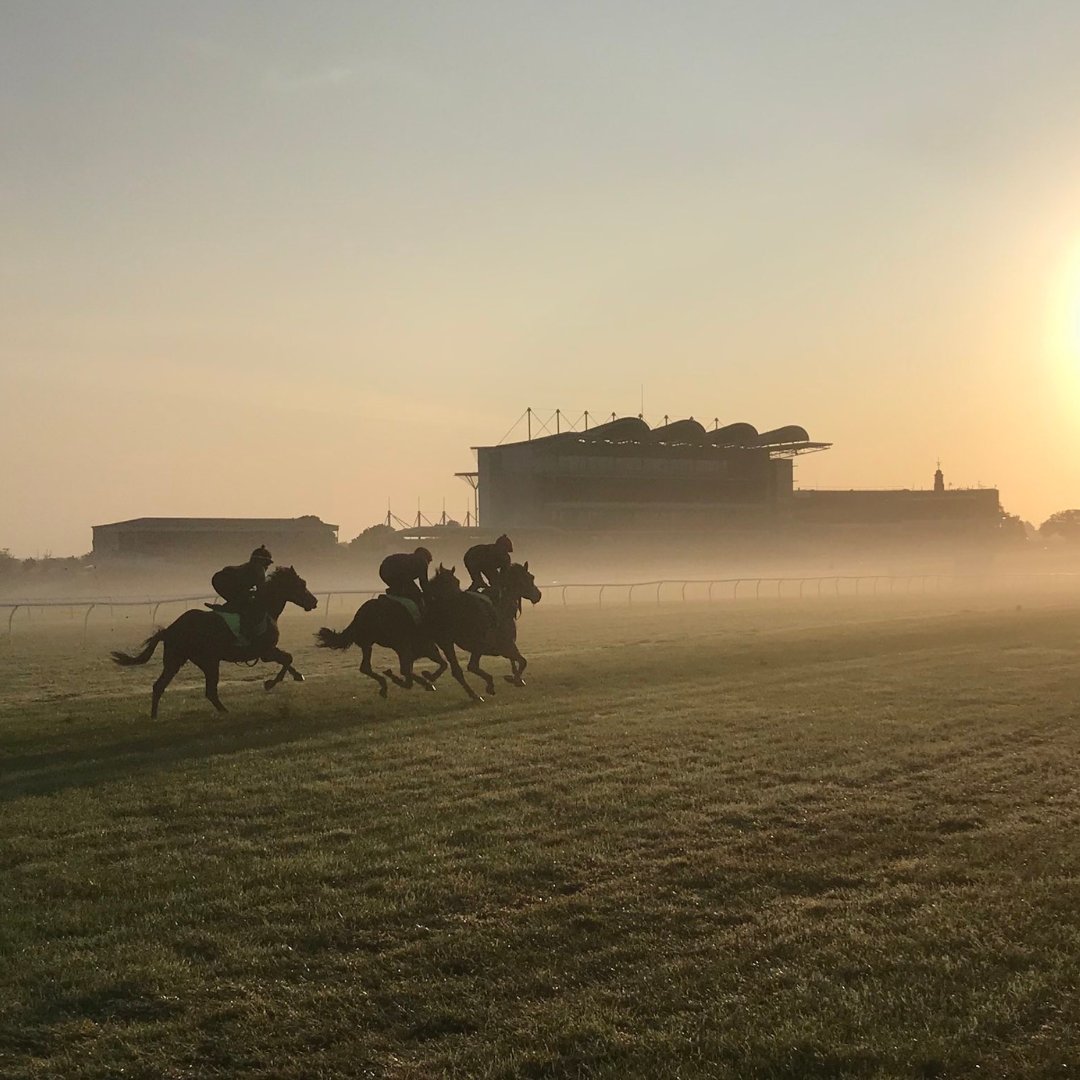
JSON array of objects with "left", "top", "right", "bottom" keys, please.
[{"left": 0, "top": 698, "right": 446, "bottom": 802}]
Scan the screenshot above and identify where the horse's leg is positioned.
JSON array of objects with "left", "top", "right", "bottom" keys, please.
[
  {"left": 195, "top": 659, "right": 227, "bottom": 713},
  {"left": 262, "top": 647, "right": 293, "bottom": 691},
  {"left": 420, "top": 645, "right": 447, "bottom": 684},
  {"left": 467, "top": 651, "right": 496, "bottom": 696},
  {"left": 359, "top": 643, "right": 389, "bottom": 699},
  {"left": 503, "top": 644, "right": 527, "bottom": 686},
  {"left": 287, "top": 665, "right": 305, "bottom": 683},
  {"left": 440, "top": 641, "right": 483, "bottom": 702},
  {"left": 384, "top": 646, "right": 413, "bottom": 689},
  {"left": 150, "top": 644, "right": 184, "bottom": 720}
]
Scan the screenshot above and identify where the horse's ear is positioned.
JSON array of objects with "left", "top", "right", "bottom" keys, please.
[
  {"left": 451, "top": 565, "right": 456, "bottom": 574},
  {"left": 523, "top": 560, "right": 529, "bottom": 571}
]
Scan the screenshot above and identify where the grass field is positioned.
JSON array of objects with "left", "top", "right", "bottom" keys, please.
[{"left": 3, "top": 594, "right": 1080, "bottom": 1078}]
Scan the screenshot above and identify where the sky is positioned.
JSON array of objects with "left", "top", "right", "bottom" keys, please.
[{"left": 3, "top": 1, "right": 1080, "bottom": 556}]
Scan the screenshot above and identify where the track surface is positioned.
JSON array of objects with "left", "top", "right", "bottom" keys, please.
[{"left": 3, "top": 596, "right": 1080, "bottom": 1078}]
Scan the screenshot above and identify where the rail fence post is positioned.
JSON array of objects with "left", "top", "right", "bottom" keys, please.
[
  {"left": 755, "top": 579, "right": 762, "bottom": 599},
  {"left": 733, "top": 580, "right": 741, "bottom": 599},
  {"left": 598, "top": 586, "right": 605, "bottom": 609},
  {"left": 561, "top": 585, "right": 567, "bottom": 606},
  {"left": 6, "top": 605, "right": 18, "bottom": 639},
  {"left": 656, "top": 582, "right": 663, "bottom": 604},
  {"left": 777, "top": 578, "right": 783, "bottom": 599},
  {"left": 82, "top": 603, "right": 96, "bottom": 644},
  {"left": 681, "top": 582, "right": 688, "bottom": 601},
  {"left": 707, "top": 581, "right": 715, "bottom": 601}
]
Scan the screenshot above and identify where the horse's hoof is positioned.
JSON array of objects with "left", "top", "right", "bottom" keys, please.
[
  {"left": 514, "top": 678, "right": 526, "bottom": 687},
  {"left": 292, "top": 673, "right": 305, "bottom": 683},
  {"left": 379, "top": 687, "right": 388, "bottom": 699},
  {"left": 263, "top": 680, "right": 276, "bottom": 692}
]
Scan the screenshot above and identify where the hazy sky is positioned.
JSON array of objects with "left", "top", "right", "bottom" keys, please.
[{"left": 4, "top": 1, "right": 1080, "bottom": 555}]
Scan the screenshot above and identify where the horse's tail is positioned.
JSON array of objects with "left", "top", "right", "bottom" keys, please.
[
  {"left": 111, "top": 630, "right": 165, "bottom": 666},
  {"left": 315, "top": 619, "right": 357, "bottom": 650}
]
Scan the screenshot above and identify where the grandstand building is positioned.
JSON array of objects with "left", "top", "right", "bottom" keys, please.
[
  {"left": 458, "top": 416, "right": 1001, "bottom": 538},
  {"left": 461, "top": 416, "right": 827, "bottom": 531}
]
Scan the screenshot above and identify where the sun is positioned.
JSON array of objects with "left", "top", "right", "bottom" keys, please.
[{"left": 1048, "top": 242, "right": 1080, "bottom": 370}]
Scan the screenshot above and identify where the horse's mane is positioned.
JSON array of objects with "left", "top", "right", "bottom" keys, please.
[{"left": 268, "top": 565, "right": 298, "bottom": 582}]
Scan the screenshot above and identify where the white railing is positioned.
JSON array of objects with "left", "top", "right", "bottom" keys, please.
[{"left": 4, "top": 572, "right": 1080, "bottom": 641}]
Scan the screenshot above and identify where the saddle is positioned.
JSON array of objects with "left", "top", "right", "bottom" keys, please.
[
  {"left": 380, "top": 593, "right": 423, "bottom": 624},
  {"left": 206, "top": 605, "right": 269, "bottom": 648}
]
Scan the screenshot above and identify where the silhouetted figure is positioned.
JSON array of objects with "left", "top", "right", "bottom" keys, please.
[
  {"left": 210, "top": 545, "right": 274, "bottom": 641},
  {"left": 379, "top": 547, "right": 432, "bottom": 610},
  {"left": 463, "top": 534, "right": 513, "bottom": 592},
  {"left": 424, "top": 561, "right": 542, "bottom": 700},
  {"left": 112, "top": 565, "right": 318, "bottom": 718}
]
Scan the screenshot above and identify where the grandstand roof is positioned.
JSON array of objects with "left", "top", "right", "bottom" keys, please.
[{"left": 479, "top": 416, "right": 830, "bottom": 457}]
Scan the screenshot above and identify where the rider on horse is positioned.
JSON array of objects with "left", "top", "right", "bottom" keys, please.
[
  {"left": 379, "top": 547, "right": 432, "bottom": 613},
  {"left": 211, "top": 545, "right": 273, "bottom": 641},
  {"left": 463, "top": 534, "right": 513, "bottom": 594}
]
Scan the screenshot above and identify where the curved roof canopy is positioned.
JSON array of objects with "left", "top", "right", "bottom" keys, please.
[
  {"left": 709, "top": 423, "right": 759, "bottom": 447},
  {"left": 756, "top": 425, "right": 810, "bottom": 447},
  {"left": 651, "top": 418, "right": 707, "bottom": 444},
  {"left": 578, "top": 416, "right": 652, "bottom": 442}
]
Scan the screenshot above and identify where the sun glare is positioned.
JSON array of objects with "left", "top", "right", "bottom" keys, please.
[{"left": 1048, "top": 242, "right": 1080, "bottom": 374}]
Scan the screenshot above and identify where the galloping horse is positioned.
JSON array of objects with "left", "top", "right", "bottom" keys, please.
[
  {"left": 111, "top": 566, "right": 318, "bottom": 718},
  {"left": 425, "top": 562, "right": 542, "bottom": 699},
  {"left": 314, "top": 594, "right": 446, "bottom": 698}
]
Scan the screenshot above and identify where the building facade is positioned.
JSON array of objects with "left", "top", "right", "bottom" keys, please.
[{"left": 92, "top": 516, "right": 339, "bottom": 560}]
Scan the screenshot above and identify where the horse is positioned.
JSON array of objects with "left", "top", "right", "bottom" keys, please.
[
  {"left": 314, "top": 594, "right": 447, "bottom": 698},
  {"left": 110, "top": 566, "right": 319, "bottom": 718},
  {"left": 424, "top": 562, "right": 542, "bottom": 699}
]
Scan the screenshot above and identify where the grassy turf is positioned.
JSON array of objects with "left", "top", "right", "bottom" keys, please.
[{"left": 3, "top": 596, "right": 1080, "bottom": 1078}]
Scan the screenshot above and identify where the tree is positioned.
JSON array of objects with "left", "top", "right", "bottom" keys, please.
[
  {"left": 347, "top": 523, "right": 398, "bottom": 550},
  {"left": 1039, "top": 510, "right": 1080, "bottom": 543},
  {"left": 999, "top": 512, "right": 1028, "bottom": 545}
]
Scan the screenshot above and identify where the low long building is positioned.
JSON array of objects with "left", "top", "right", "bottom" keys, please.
[{"left": 92, "top": 516, "right": 339, "bottom": 560}]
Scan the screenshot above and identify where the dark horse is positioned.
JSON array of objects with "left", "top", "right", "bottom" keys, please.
[
  {"left": 314, "top": 594, "right": 447, "bottom": 698},
  {"left": 111, "top": 566, "right": 318, "bottom": 718},
  {"left": 425, "top": 562, "right": 542, "bottom": 699}
]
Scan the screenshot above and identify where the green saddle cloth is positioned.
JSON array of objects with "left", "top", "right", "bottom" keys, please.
[
  {"left": 382, "top": 593, "right": 422, "bottom": 624},
  {"left": 213, "top": 610, "right": 265, "bottom": 648}
]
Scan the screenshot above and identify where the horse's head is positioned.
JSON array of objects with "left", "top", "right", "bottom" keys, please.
[
  {"left": 505, "top": 561, "right": 542, "bottom": 605},
  {"left": 426, "top": 563, "right": 461, "bottom": 603},
  {"left": 268, "top": 565, "right": 318, "bottom": 612}
]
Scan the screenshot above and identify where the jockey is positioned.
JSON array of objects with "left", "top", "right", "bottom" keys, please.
[
  {"left": 379, "top": 547, "right": 432, "bottom": 610},
  {"left": 463, "top": 533, "right": 513, "bottom": 593},
  {"left": 211, "top": 546, "right": 273, "bottom": 639}
]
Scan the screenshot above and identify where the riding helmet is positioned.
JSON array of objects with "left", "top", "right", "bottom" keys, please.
[{"left": 250, "top": 545, "right": 273, "bottom": 565}]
